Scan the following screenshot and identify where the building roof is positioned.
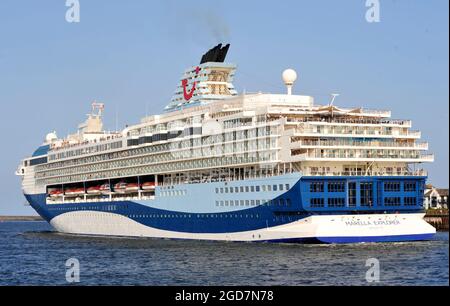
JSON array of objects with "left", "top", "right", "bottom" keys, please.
[
  {"left": 436, "top": 189, "right": 449, "bottom": 197},
  {"left": 425, "top": 188, "right": 448, "bottom": 197}
]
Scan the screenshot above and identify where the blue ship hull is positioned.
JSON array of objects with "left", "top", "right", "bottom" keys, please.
[{"left": 24, "top": 174, "right": 436, "bottom": 243}]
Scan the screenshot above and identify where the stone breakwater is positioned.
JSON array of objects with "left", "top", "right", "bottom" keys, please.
[
  {"left": 425, "top": 209, "right": 449, "bottom": 231},
  {"left": 0, "top": 216, "right": 43, "bottom": 222}
]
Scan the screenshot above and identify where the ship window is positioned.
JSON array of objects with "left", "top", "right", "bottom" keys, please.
[
  {"left": 404, "top": 197, "right": 417, "bottom": 206},
  {"left": 262, "top": 185, "right": 267, "bottom": 192},
  {"left": 328, "top": 181, "right": 345, "bottom": 192},
  {"left": 285, "top": 184, "right": 290, "bottom": 190},
  {"left": 310, "top": 182, "right": 324, "bottom": 193},
  {"left": 245, "top": 200, "right": 250, "bottom": 206},
  {"left": 245, "top": 186, "right": 249, "bottom": 192},
  {"left": 310, "top": 198, "right": 325, "bottom": 208},
  {"left": 240, "top": 200, "right": 245, "bottom": 206},
  {"left": 215, "top": 188, "right": 219, "bottom": 193},
  {"left": 256, "top": 200, "right": 260, "bottom": 205},
  {"left": 328, "top": 198, "right": 346, "bottom": 207},
  {"left": 256, "top": 186, "right": 260, "bottom": 192},
  {"left": 230, "top": 187, "right": 234, "bottom": 193},
  {"left": 30, "top": 156, "right": 48, "bottom": 166},
  {"left": 235, "top": 187, "right": 239, "bottom": 193},
  {"left": 404, "top": 182, "right": 416, "bottom": 192},
  {"left": 225, "top": 187, "right": 229, "bottom": 193},
  {"left": 240, "top": 186, "right": 244, "bottom": 193},
  {"left": 348, "top": 182, "right": 357, "bottom": 207},
  {"left": 384, "top": 182, "right": 400, "bottom": 192},
  {"left": 384, "top": 197, "right": 401, "bottom": 206},
  {"left": 220, "top": 188, "right": 224, "bottom": 193},
  {"left": 251, "top": 186, "right": 255, "bottom": 192},
  {"left": 273, "top": 185, "right": 278, "bottom": 191},
  {"left": 279, "top": 184, "right": 284, "bottom": 191},
  {"left": 360, "top": 182, "right": 373, "bottom": 207}
]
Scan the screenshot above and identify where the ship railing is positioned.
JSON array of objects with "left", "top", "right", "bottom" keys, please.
[
  {"left": 419, "top": 154, "right": 435, "bottom": 161},
  {"left": 50, "top": 133, "right": 123, "bottom": 151},
  {"left": 158, "top": 165, "right": 299, "bottom": 187},
  {"left": 349, "top": 108, "right": 391, "bottom": 116},
  {"left": 407, "top": 130, "right": 421, "bottom": 137},
  {"left": 156, "top": 168, "right": 429, "bottom": 188},
  {"left": 293, "top": 128, "right": 420, "bottom": 138},
  {"left": 300, "top": 169, "right": 428, "bottom": 177},
  {"left": 293, "top": 140, "right": 428, "bottom": 149},
  {"left": 293, "top": 151, "right": 434, "bottom": 160},
  {"left": 287, "top": 118, "right": 411, "bottom": 126}
]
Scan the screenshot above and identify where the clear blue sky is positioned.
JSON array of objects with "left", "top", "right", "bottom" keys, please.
[{"left": 0, "top": 0, "right": 448, "bottom": 215}]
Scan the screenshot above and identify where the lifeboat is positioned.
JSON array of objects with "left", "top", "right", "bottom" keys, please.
[
  {"left": 49, "top": 189, "right": 63, "bottom": 198},
  {"left": 114, "top": 182, "right": 127, "bottom": 194},
  {"left": 99, "top": 183, "right": 112, "bottom": 195},
  {"left": 142, "top": 182, "right": 156, "bottom": 190},
  {"left": 125, "top": 183, "right": 140, "bottom": 193},
  {"left": 65, "top": 187, "right": 85, "bottom": 197},
  {"left": 87, "top": 186, "right": 101, "bottom": 195}
]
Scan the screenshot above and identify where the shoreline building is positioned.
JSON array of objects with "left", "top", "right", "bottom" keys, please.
[{"left": 424, "top": 184, "right": 448, "bottom": 210}]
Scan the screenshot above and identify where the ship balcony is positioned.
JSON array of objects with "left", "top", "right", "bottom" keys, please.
[
  {"left": 293, "top": 128, "right": 421, "bottom": 139},
  {"left": 291, "top": 140, "right": 429, "bottom": 150},
  {"left": 292, "top": 151, "right": 434, "bottom": 163},
  {"left": 286, "top": 118, "right": 412, "bottom": 127},
  {"left": 403, "top": 130, "right": 421, "bottom": 138}
]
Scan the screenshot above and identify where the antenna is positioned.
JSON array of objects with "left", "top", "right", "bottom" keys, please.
[
  {"left": 329, "top": 93, "right": 340, "bottom": 106},
  {"left": 115, "top": 104, "right": 118, "bottom": 132}
]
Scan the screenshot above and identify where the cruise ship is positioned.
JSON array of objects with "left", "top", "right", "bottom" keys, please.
[{"left": 16, "top": 44, "right": 436, "bottom": 243}]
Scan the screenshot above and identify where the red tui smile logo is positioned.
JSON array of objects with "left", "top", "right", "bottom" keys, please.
[{"left": 182, "top": 66, "right": 201, "bottom": 101}]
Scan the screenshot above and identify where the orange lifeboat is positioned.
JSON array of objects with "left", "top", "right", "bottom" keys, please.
[
  {"left": 65, "top": 187, "right": 85, "bottom": 197},
  {"left": 87, "top": 186, "right": 101, "bottom": 195},
  {"left": 142, "top": 182, "right": 156, "bottom": 190},
  {"left": 100, "top": 183, "right": 112, "bottom": 195},
  {"left": 114, "top": 182, "right": 127, "bottom": 194},
  {"left": 49, "top": 189, "right": 63, "bottom": 198},
  {"left": 125, "top": 183, "right": 140, "bottom": 193}
]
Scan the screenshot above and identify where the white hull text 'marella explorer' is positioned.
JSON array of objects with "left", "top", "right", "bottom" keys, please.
[{"left": 17, "top": 44, "right": 436, "bottom": 243}]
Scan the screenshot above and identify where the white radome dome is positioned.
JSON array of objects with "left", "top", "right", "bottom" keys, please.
[
  {"left": 282, "top": 69, "right": 298, "bottom": 85},
  {"left": 45, "top": 131, "right": 58, "bottom": 143}
]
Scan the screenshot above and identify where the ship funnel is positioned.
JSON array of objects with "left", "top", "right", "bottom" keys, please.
[{"left": 200, "top": 43, "right": 230, "bottom": 64}]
